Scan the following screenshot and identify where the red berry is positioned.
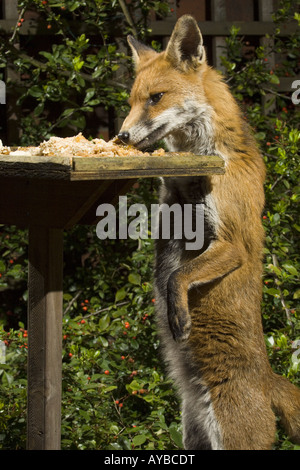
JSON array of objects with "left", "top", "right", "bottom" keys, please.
[
  {"left": 104, "top": 370, "right": 109, "bottom": 375},
  {"left": 81, "top": 319, "right": 86, "bottom": 323},
  {"left": 69, "top": 353, "right": 73, "bottom": 357}
]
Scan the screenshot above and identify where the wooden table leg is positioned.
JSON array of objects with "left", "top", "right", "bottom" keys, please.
[{"left": 27, "top": 226, "right": 64, "bottom": 450}]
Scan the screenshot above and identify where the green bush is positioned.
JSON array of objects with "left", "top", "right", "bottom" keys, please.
[{"left": 0, "top": 0, "right": 299, "bottom": 450}]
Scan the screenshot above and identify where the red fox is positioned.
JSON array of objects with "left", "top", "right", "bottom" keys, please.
[{"left": 118, "top": 15, "right": 300, "bottom": 450}]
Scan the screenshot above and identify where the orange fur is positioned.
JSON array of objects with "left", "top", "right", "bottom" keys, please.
[{"left": 119, "top": 15, "right": 300, "bottom": 450}]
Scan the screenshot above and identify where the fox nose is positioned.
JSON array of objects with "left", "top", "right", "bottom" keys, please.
[{"left": 117, "top": 131, "right": 130, "bottom": 143}]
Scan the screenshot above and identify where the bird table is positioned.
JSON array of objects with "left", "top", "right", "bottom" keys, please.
[{"left": 0, "top": 151, "right": 224, "bottom": 450}]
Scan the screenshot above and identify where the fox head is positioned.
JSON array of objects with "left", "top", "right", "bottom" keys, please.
[{"left": 118, "top": 15, "right": 210, "bottom": 151}]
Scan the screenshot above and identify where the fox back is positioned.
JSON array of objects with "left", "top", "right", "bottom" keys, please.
[{"left": 119, "top": 15, "right": 300, "bottom": 450}]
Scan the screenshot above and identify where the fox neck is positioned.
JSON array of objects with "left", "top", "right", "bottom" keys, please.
[
  {"left": 164, "top": 103, "right": 216, "bottom": 156},
  {"left": 164, "top": 68, "right": 249, "bottom": 163}
]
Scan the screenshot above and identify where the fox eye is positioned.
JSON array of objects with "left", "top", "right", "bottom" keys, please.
[{"left": 149, "top": 92, "right": 164, "bottom": 106}]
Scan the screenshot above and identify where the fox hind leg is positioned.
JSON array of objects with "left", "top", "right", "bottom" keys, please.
[{"left": 181, "top": 385, "right": 223, "bottom": 450}]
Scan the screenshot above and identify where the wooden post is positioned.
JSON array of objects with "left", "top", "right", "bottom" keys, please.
[{"left": 27, "top": 226, "right": 64, "bottom": 450}]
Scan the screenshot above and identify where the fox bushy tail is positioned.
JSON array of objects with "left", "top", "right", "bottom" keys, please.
[{"left": 271, "top": 373, "right": 300, "bottom": 444}]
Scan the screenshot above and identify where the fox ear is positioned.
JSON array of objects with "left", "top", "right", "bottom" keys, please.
[
  {"left": 166, "top": 15, "right": 206, "bottom": 71},
  {"left": 127, "top": 35, "right": 156, "bottom": 69}
]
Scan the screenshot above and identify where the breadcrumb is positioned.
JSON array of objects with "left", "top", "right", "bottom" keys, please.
[{"left": 0, "top": 133, "right": 165, "bottom": 157}]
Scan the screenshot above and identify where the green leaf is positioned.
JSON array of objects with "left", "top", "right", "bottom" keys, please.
[
  {"left": 126, "top": 380, "right": 141, "bottom": 393},
  {"left": 98, "top": 335, "right": 108, "bottom": 347},
  {"left": 272, "top": 213, "right": 280, "bottom": 223},
  {"left": 169, "top": 422, "right": 183, "bottom": 448},
  {"left": 28, "top": 86, "right": 42, "bottom": 98},
  {"left": 283, "top": 263, "right": 298, "bottom": 276},
  {"left": 132, "top": 434, "right": 147, "bottom": 446},
  {"left": 264, "top": 287, "right": 280, "bottom": 297},
  {"left": 84, "top": 89, "right": 95, "bottom": 104},
  {"left": 39, "top": 51, "right": 54, "bottom": 61},
  {"left": 269, "top": 74, "right": 280, "bottom": 85},
  {"left": 103, "top": 385, "right": 117, "bottom": 393},
  {"left": 69, "top": 1, "right": 81, "bottom": 11},
  {"left": 293, "top": 289, "right": 300, "bottom": 299},
  {"left": 267, "top": 264, "right": 282, "bottom": 277},
  {"left": 115, "top": 287, "right": 127, "bottom": 302},
  {"left": 128, "top": 273, "right": 141, "bottom": 285},
  {"left": 33, "top": 102, "right": 44, "bottom": 117},
  {"left": 61, "top": 108, "right": 75, "bottom": 118},
  {"left": 108, "top": 442, "right": 123, "bottom": 450},
  {"left": 0, "top": 260, "right": 5, "bottom": 273},
  {"left": 98, "top": 314, "right": 110, "bottom": 332}
]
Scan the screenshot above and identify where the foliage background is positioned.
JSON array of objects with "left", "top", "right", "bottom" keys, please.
[{"left": 0, "top": 0, "right": 299, "bottom": 450}]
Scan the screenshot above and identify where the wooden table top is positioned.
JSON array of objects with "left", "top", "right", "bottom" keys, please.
[{"left": 0, "top": 152, "right": 225, "bottom": 180}]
